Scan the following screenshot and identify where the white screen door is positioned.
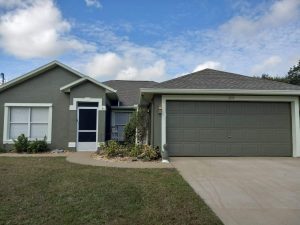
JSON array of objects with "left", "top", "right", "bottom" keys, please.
[{"left": 77, "top": 107, "right": 98, "bottom": 151}]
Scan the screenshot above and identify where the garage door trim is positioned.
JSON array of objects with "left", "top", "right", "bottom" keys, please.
[{"left": 161, "top": 95, "right": 300, "bottom": 157}]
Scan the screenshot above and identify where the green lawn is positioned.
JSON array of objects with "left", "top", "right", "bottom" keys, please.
[{"left": 0, "top": 157, "right": 222, "bottom": 225}]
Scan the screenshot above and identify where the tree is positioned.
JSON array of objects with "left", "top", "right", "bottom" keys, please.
[
  {"left": 259, "top": 60, "right": 300, "bottom": 85},
  {"left": 124, "top": 107, "right": 150, "bottom": 145},
  {"left": 286, "top": 60, "right": 300, "bottom": 85}
]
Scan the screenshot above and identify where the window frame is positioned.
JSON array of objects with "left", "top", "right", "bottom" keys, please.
[{"left": 3, "top": 103, "right": 53, "bottom": 144}]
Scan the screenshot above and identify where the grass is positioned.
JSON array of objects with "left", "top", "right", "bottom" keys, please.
[{"left": 0, "top": 157, "right": 223, "bottom": 225}]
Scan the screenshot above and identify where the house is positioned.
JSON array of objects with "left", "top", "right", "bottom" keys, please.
[{"left": 1, "top": 61, "right": 300, "bottom": 158}]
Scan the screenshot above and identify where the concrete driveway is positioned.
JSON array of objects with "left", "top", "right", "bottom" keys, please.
[{"left": 171, "top": 157, "right": 300, "bottom": 225}]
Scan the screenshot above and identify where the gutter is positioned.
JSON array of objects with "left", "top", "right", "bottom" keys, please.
[{"left": 140, "top": 88, "right": 300, "bottom": 96}]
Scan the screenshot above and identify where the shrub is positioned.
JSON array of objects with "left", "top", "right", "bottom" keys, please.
[
  {"left": 101, "top": 140, "right": 129, "bottom": 158},
  {"left": 138, "top": 145, "right": 160, "bottom": 161},
  {"left": 129, "top": 145, "right": 142, "bottom": 157},
  {"left": 28, "top": 137, "right": 48, "bottom": 153},
  {"left": 124, "top": 107, "right": 150, "bottom": 145},
  {"left": 13, "top": 134, "right": 29, "bottom": 153},
  {"left": 0, "top": 148, "right": 7, "bottom": 153},
  {"left": 124, "top": 112, "right": 137, "bottom": 145},
  {"left": 13, "top": 134, "right": 48, "bottom": 153}
]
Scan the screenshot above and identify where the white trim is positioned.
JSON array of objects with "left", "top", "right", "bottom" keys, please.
[
  {"left": 141, "top": 88, "right": 300, "bottom": 96},
  {"left": 3, "top": 103, "right": 53, "bottom": 144},
  {"left": 4, "top": 103, "right": 52, "bottom": 107},
  {"left": 161, "top": 95, "right": 300, "bottom": 157},
  {"left": 68, "top": 142, "right": 76, "bottom": 148},
  {"left": 69, "top": 98, "right": 105, "bottom": 111},
  {"left": 3, "top": 106, "right": 8, "bottom": 144},
  {"left": 60, "top": 77, "right": 116, "bottom": 93},
  {"left": 0, "top": 61, "right": 83, "bottom": 92}
]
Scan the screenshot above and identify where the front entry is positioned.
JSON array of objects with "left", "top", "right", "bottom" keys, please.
[{"left": 77, "top": 107, "right": 98, "bottom": 151}]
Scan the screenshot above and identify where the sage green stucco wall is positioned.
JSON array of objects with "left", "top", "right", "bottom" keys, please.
[
  {"left": 68, "top": 81, "right": 107, "bottom": 148},
  {"left": 0, "top": 66, "right": 78, "bottom": 150}
]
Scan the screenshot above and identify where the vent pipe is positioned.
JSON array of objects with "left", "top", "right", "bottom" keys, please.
[{"left": 0, "top": 73, "right": 4, "bottom": 85}]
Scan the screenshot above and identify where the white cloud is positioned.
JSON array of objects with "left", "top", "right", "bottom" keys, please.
[
  {"left": 221, "top": 0, "right": 300, "bottom": 37},
  {"left": 84, "top": 47, "right": 166, "bottom": 81},
  {"left": 0, "top": 0, "right": 31, "bottom": 8},
  {"left": 0, "top": 0, "right": 94, "bottom": 59},
  {"left": 85, "top": 0, "right": 102, "bottom": 8},
  {"left": 85, "top": 52, "right": 124, "bottom": 77},
  {"left": 116, "top": 60, "right": 165, "bottom": 80},
  {"left": 193, "top": 61, "right": 222, "bottom": 72},
  {"left": 251, "top": 56, "right": 282, "bottom": 75},
  {"left": 155, "top": 0, "right": 300, "bottom": 77}
]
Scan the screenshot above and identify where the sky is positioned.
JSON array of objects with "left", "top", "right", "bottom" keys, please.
[{"left": 0, "top": 0, "right": 299, "bottom": 82}]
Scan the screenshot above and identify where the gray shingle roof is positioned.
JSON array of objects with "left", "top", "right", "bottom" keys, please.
[
  {"left": 103, "top": 80, "right": 158, "bottom": 106},
  {"left": 154, "top": 69, "right": 300, "bottom": 90}
]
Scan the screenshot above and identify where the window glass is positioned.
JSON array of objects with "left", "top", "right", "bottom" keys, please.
[
  {"left": 115, "top": 112, "right": 131, "bottom": 125},
  {"left": 8, "top": 107, "right": 49, "bottom": 140},
  {"left": 10, "top": 107, "right": 29, "bottom": 123},
  {"left": 31, "top": 108, "right": 48, "bottom": 123},
  {"left": 10, "top": 124, "right": 28, "bottom": 139},
  {"left": 31, "top": 124, "right": 48, "bottom": 139},
  {"left": 112, "top": 112, "right": 132, "bottom": 141}
]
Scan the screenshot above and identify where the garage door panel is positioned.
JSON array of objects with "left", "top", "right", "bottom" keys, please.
[
  {"left": 184, "top": 115, "right": 212, "bottom": 127},
  {"left": 198, "top": 128, "right": 227, "bottom": 141},
  {"left": 214, "top": 115, "right": 229, "bottom": 127},
  {"left": 166, "top": 101, "right": 292, "bottom": 156},
  {"left": 230, "top": 115, "right": 260, "bottom": 128}
]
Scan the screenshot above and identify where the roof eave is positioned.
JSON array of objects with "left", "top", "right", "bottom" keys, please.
[
  {"left": 60, "top": 77, "right": 117, "bottom": 93},
  {"left": 140, "top": 88, "right": 300, "bottom": 96}
]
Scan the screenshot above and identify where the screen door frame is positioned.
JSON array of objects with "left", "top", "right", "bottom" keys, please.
[{"left": 76, "top": 106, "right": 98, "bottom": 151}]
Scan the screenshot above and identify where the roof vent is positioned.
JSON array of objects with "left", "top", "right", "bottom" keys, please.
[{"left": 0, "top": 73, "right": 5, "bottom": 85}]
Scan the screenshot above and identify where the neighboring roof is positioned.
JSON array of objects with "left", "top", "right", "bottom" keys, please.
[
  {"left": 103, "top": 80, "right": 158, "bottom": 106},
  {"left": 0, "top": 60, "right": 116, "bottom": 93},
  {"left": 153, "top": 69, "right": 300, "bottom": 90},
  {"left": 60, "top": 77, "right": 116, "bottom": 93}
]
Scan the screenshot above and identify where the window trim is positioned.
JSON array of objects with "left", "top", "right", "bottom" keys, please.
[{"left": 3, "top": 103, "right": 53, "bottom": 144}]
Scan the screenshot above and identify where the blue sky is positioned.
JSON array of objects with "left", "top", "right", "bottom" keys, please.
[{"left": 0, "top": 0, "right": 299, "bottom": 82}]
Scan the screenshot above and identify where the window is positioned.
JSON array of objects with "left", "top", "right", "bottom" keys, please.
[
  {"left": 111, "top": 112, "right": 132, "bottom": 141},
  {"left": 4, "top": 104, "right": 52, "bottom": 143}
]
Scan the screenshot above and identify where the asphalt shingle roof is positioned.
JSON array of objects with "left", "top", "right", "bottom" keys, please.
[
  {"left": 154, "top": 69, "right": 300, "bottom": 90},
  {"left": 103, "top": 80, "right": 158, "bottom": 106}
]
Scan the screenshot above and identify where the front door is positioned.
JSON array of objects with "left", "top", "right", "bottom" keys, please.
[{"left": 77, "top": 107, "right": 98, "bottom": 151}]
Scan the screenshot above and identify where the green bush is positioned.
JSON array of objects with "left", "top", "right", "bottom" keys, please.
[
  {"left": 124, "top": 107, "right": 150, "bottom": 145},
  {"left": 0, "top": 148, "right": 7, "bottom": 153},
  {"left": 28, "top": 137, "right": 48, "bottom": 153},
  {"left": 129, "top": 145, "right": 142, "bottom": 157},
  {"left": 13, "top": 134, "right": 29, "bottom": 153},
  {"left": 101, "top": 140, "right": 129, "bottom": 158},
  {"left": 13, "top": 134, "right": 48, "bottom": 153},
  {"left": 124, "top": 112, "right": 137, "bottom": 145}
]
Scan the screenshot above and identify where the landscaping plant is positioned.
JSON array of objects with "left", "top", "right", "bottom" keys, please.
[
  {"left": 13, "top": 134, "right": 29, "bottom": 153},
  {"left": 28, "top": 137, "right": 48, "bottom": 153},
  {"left": 13, "top": 134, "right": 48, "bottom": 153}
]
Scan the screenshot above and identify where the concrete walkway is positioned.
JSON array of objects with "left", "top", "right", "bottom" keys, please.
[
  {"left": 171, "top": 157, "right": 300, "bottom": 225},
  {"left": 0, "top": 152, "right": 69, "bottom": 157},
  {"left": 66, "top": 152, "right": 173, "bottom": 168}
]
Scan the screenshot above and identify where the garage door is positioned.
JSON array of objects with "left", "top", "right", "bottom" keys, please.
[{"left": 166, "top": 101, "right": 292, "bottom": 156}]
